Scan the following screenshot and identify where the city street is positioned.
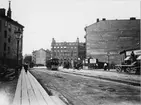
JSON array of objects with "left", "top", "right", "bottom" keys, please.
[
  {"left": 0, "top": 1, "right": 140, "bottom": 105},
  {"left": 30, "top": 67, "right": 140, "bottom": 105}
]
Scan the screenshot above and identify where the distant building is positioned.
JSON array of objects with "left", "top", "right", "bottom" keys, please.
[
  {"left": 51, "top": 38, "right": 86, "bottom": 64},
  {"left": 0, "top": 1, "right": 24, "bottom": 67},
  {"left": 85, "top": 18, "right": 140, "bottom": 65},
  {"left": 32, "top": 48, "right": 51, "bottom": 66}
]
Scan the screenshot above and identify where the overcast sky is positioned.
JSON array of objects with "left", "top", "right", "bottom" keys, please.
[{"left": 0, "top": 0, "right": 140, "bottom": 55}]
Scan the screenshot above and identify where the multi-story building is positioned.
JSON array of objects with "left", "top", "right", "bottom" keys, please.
[
  {"left": 85, "top": 18, "right": 140, "bottom": 65},
  {"left": 51, "top": 38, "right": 86, "bottom": 64},
  {"left": 0, "top": 2, "right": 24, "bottom": 68},
  {"left": 32, "top": 48, "right": 51, "bottom": 66}
]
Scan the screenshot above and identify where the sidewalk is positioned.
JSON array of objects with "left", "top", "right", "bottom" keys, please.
[
  {"left": 60, "top": 68, "right": 141, "bottom": 86},
  {"left": 12, "top": 69, "right": 66, "bottom": 105}
]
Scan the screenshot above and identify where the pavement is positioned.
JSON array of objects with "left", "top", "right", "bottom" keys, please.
[{"left": 59, "top": 67, "right": 141, "bottom": 86}]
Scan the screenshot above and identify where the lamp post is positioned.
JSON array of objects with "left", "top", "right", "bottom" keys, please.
[
  {"left": 14, "top": 28, "right": 22, "bottom": 77},
  {"left": 107, "top": 52, "right": 110, "bottom": 70}
]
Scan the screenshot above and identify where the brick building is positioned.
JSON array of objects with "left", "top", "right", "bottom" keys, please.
[
  {"left": 85, "top": 18, "right": 140, "bottom": 66},
  {"left": 0, "top": 2, "right": 24, "bottom": 68},
  {"left": 32, "top": 48, "right": 51, "bottom": 66},
  {"left": 51, "top": 38, "right": 86, "bottom": 64}
]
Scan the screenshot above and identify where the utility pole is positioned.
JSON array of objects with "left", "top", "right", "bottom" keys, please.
[{"left": 107, "top": 52, "right": 110, "bottom": 70}]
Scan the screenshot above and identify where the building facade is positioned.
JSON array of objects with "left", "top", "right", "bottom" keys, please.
[
  {"left": 32, "top": 48, "right": 51, "bottom": 66},
  {"left": 0, "top": 2, "right": 24, "bottom": 68},
  {"left": 85, "top": 18, "right": 140, "bottom": 65},
  {"left": 51, "top": 38, "right": 86, "bottom": 64}
]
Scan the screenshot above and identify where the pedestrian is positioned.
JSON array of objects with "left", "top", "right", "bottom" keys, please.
[
  {"left": 96, "top": 63, "right": 98, "bottom": 69},
  {"left": 104, "top": 62, "right": 107, "bottom": 71},
  {"left": 24, "top": 63, "right": 28, "bottom": 73},
  {"left": 130, "top": 51, "right": 136, "bottom": 63}
]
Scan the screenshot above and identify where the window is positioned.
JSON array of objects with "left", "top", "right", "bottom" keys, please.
[
  {"left": 8, "top": 27, "right": 11, "bottom": 32},
  {"left": 7, "top": 23, "right": 11, "bottom": 32},
  {"left": 8, "top": 36, "right": 11, "bottom": 43},
  {"left": 8, "top": 23, "right": 11, "bottom": 28},
  {"left": 8, "top": 47, "right": 10, "bottom": 54},
  {"left": 4, "top": 30, "right": 7, "bottom": 38},
  {"left": 4, "top": 42, "right": 7, "bottom": 51},
  {"left": 5, "top": 21, "right": 7, "bottom": 27}
]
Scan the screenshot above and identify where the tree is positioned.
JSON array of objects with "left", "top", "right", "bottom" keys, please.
[{"left": 24, "top": 55, "right": 34, "bottom": 68}]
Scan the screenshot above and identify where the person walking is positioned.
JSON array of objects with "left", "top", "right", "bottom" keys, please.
[
  {"left": 24, "top": 63, "right": 28, "bottom": 73},
  {"left": 104, "top": 62, "right": 107, "bottom": 71}
]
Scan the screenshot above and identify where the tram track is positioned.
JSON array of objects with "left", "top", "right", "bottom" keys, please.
[
  {"left": 58, "top": 69, "right": 140, "bottom": 87},
  {"left": 30, "top": 68, "right": 141, "bottom": 105},
  {"left": 30, "top": 70, "right": 88, "bottom": 105}
]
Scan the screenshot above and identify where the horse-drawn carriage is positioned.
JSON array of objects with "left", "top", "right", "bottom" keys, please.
[
  {"left": 115, "top": 51, "right": 140, "bottom": 75},
  {"left": 115, "top": 61, "right": 140, "bottom": 74}
]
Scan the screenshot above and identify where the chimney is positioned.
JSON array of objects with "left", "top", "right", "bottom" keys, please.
[
  {"left": 97, "top": 18, "right": 99, "bottom": 22},
  {"left": 102, "top": 18, "right": 106, "bottom": 21},
  {"left": 0, "top": 8, "right": 6, "bottom": 16},
  {"left": 130, "top": 17, "right": 136, "bottom": 20}
]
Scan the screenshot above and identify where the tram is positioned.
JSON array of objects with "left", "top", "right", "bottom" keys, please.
[{"left": 46, "top": 58, "right": 59, "bottom": 70}]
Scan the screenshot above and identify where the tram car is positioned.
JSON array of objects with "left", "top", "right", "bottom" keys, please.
[{"left": 46, "top": 58, "right": 59, "bottom": 70}]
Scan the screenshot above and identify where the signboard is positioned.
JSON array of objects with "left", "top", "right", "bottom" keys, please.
[
  {"left": 126, "top": 50, "right": 141, "bottom": 56},
  {"left": 90, "top": 58, "right": 96, "bottom": 63}
]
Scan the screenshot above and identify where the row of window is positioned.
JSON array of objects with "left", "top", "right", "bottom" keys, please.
[
  {"left": 54, "top": 43, "right": 77, "bottom": 46},
  {"left": 53, "top": 46, "right": 77, "bottom": 49},
  {"left": 53, "top": 50, "right": 77, "bottom": 53},
  {"left": 0, "top": 20, "right": 20, "bottom": 34},
  {"left": 54, "top": 52, "right": 77, "bottom": 56},
  {"left": 5, "top": 21, "right": 19, "bottom": 32}
]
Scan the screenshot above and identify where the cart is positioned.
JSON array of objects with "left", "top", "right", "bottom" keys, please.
[{"left": 115, "top": 61, "right": 140, "bottom": 74}]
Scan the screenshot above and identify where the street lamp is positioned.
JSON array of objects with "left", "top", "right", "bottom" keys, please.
[
  {"left": 107, "top": 52, "right": 110, "bottom": 70},
  {"left": 14, "top": 28, "right": 23, "bottom": 70}
]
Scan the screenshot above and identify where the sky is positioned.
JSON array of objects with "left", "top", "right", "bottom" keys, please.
[{"left": 0, "top": 0, "right": 140, "bottom": 55}]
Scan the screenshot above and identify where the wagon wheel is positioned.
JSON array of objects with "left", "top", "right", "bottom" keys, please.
[
  {"left": 131, "top": 67, "right": 137, "bottom": 73},
  {"left": 116, "top": 66, "right": 122, "bottom": 72},
  {"left": 126, "top": 67, "right": 131, "bottom": 73}
]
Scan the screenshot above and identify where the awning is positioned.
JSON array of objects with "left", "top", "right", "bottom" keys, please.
[
  {"left": 137, "top": 55, "right": 141, "bottom": 60},
  {"left": 124, "top": 56, "right": 130, "bottom": 61}
]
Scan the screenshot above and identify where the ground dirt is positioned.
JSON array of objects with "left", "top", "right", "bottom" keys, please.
[
  {"left": 30, "top": 68, "right": 141, "bottom": 105},
  {"left": 0, "top": 78, "right": 18, "bottom": 105}
]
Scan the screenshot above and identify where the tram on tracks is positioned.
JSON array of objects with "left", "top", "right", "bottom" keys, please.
[{"left": 46, "top": 58, "right": 59, "bottom": 70}]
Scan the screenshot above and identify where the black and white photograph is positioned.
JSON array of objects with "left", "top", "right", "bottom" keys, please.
[{"left": 0, "top": 0, "right": 140, "bottom": 105}]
